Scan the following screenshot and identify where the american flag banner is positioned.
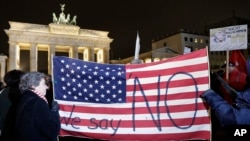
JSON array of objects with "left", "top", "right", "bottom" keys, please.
[{"left": 52, "top": 48, "right": 211, "bottom": 141}]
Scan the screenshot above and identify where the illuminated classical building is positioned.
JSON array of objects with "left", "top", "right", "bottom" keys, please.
[
  {"left": 2, "top": 4, "right": 113, "bottom": 79},
  {"left": 0, "top": 55, "right": 7, "bottom": 82},
  {"left": 4, "top": 21, "right": 112, "bottom": 75}
]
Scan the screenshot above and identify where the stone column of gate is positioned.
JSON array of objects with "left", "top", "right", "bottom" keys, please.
[
  {"left": 89, "top": 47, "right": 95, "bottom": 62},
  {"left": 96, "top": 48, "right": 104, "bottom": 63},
  {"left": 48, "top": 44, "right": 56, "bottom": 75},
  {"left": 70, "top": 46, "right": 79, "bottom": 59},
  {"left": 0, "top": 56, "right": 7, "bottom": 82},
  {"left": 83, "top": 48, "right": 89, "bottom": 61},
  {"left": 8, "top": 41, "right": 20, "bottom": 71},
  {"left": 0, "top": 62, "right": 5, "bottom": 82},
  {"left": 30, "top": 43, "right": 38, "bottom": 72},
  {"left": 104, "top": 48, "right": 110, "bottom": 63}
]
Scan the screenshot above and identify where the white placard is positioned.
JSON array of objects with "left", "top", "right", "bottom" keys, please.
[{"left": 210, "top": 25, "right": 248, "bottom": 51}]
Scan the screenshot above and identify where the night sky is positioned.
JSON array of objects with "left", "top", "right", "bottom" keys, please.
[{"left": 1, "top": 0, "right": 250, "bottom": 59}]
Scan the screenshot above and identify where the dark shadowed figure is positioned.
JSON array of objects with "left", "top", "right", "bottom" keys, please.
[
  {"left": 0, "top": 70, "right": 24, "bottom": 141},
  {"left": 45, "top": 74, "right": 53, "bottom": 109}
]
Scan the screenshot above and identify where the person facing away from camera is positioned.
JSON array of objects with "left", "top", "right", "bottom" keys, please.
[
  {"left": 15, "top": 72, "right": 60, "bottom": 141},
  {"left": 0, "top": 69, "right": 24, "bottom": 141}
]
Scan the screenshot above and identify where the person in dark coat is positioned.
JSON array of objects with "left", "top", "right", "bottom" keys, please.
[
  {"left": 0, "top": 69, "right": 24, "bottom": 141},
  {"left": 0, "top": 87, "right": 10, "bottom": 137},
  {"left": 16, "top": 72, "right": 61, "bottom": 141}
]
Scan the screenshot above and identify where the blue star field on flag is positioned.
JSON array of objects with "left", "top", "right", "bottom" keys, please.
[{"left": 53, "top": 56, "right": 126, "bottom": 104}]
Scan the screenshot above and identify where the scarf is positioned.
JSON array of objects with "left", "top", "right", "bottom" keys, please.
[{"left": 31, "top": 89, "right": 48, "bottom": 104}]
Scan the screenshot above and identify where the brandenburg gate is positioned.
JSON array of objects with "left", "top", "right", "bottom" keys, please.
[
  {"left": 2, "top": 4, "right": 113, "bottom": 81},
  {"left": 4, "top": 21, "right": 113, "bottom": 74}
]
